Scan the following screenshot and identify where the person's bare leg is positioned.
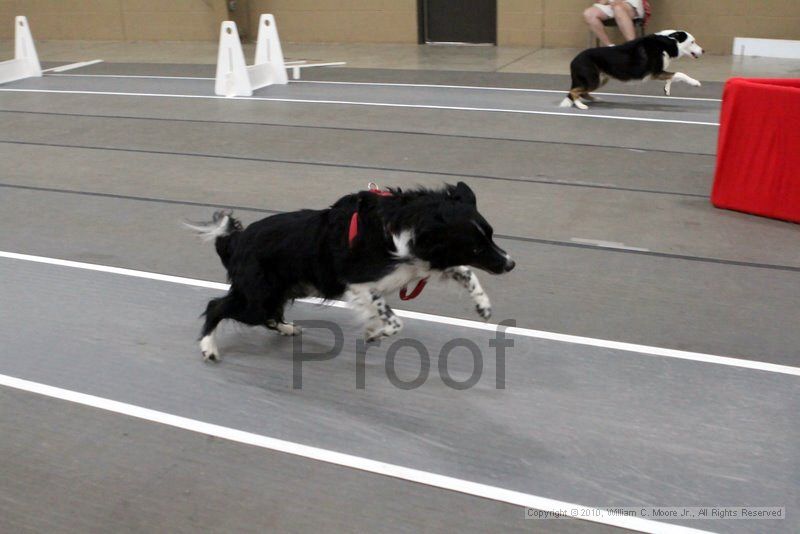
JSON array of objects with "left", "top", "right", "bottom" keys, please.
[
  {"left": 612, "top": 1, "right": 637, "bottom": 41},
  {"left": 583, "top": 6, "right": 612, "bottom": 46}
]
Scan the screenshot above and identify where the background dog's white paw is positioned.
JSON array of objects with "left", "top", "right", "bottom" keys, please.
[
  {"left": 689, "top": 78, "right": 702, "bottom": 87},
  {"left": 573, "top": 99, "right": 589, "bottom": 110},
  {"left": 559, "top": 97, "right": 572, "bottom": 108}
]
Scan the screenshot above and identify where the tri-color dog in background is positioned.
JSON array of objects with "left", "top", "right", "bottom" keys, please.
[
  {"left": 561, "top": 30, "right": 705, "bottom": 110},
  {"left": 185, "top": 182, "right": 515, "bottom": 362}
]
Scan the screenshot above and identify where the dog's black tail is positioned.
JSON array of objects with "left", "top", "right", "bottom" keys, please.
[{"left": 184, "top": 210, "right": 243, "bottom": 268}]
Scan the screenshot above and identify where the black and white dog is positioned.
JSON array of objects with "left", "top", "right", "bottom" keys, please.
[
  {"left": 560, "top": 30, "right": 704, "bottom": 110},
  {"left": 186, "top": 182, "right": 515, "bottom": 362}
]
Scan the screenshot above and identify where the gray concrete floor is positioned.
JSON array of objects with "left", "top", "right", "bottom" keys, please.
[
  {"left": 1, "top": 61, "right": 799, "bottom": 533},
  {"left": 1, "top": 258, "right": 798, "bottom": 534},
  {"left": 2, "top": 387, "right": 618, "bottom": 534}
]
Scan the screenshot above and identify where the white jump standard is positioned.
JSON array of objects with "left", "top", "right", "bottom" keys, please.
[
  {"left": 0, "top": 16, "right": 41, "bottom": 85},
  {"left": 215, "top": 13, "right": 345, "bottom": 97},
  {"left": 215, "top": 14, "right": 287, "bottom": 97}
]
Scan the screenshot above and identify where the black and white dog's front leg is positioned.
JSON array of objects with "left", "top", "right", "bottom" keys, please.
[
  {"left": 266, "top": 319, "right": 301, "bottom": 336},
  {"left": 443, "top": 266, "right": 492, "bottom": 320},
  {"left": 347, "top": 287, "right": 404, "bottom": 342},
  {"left": 661, "top": 71, "right": 701, "bottom": 96}
]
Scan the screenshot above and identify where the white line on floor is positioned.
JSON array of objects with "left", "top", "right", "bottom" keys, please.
[
  {"left": 571, "top": 237, "right": 650, "bottom": 252},
  {"left": 44, "top": 73, "right": 722, "bottom": 102},
  {"left": 0, "top": 373, "right": 713, "bottom": 534},
  {"left": 293, "top": 79, "right": 724, "bottom": 102},
  {"left": 0, "top": 250, "right": 228, "bottom": 291},
  {"left": 0, "top": 88, "right": 720, "bottom": 126},
  {"left": 42, "top": 60, "right": 104, "bottom": 73},
  {"left": 46, "top": 73, "right": 213, "bottom": 80},
  {"left": 1, "top": 250, "right": 796, "bottom": 377}
]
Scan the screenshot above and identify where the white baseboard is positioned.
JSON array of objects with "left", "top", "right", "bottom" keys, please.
[{"left": 733, "top": 37, "right": 800, "bottom": 59}]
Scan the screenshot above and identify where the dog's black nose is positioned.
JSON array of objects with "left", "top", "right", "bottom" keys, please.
[{"left": 504, "top": 259, "right": 516, "bottom": 272}]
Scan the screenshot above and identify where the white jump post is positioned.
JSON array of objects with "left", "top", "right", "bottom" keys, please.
[
  {"left": 0, "top": 16, "right": 42, "bottom": 85},
  {"left": 215, "top": 14, "right": 287, "bottom": 97}
]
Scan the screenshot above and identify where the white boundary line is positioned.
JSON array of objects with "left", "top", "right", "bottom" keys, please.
[
  {"left": 1, "top": 250, "right": 796, "bottom": 377},
  {"left": 0, "top": 373, "right": 713, "bottom": 534},
  {"left": 45, "top": 71, "right": 190, "bottom": 79},
  {"left": 0, "top": 88, "right": 720, "bottom": 126},
  {"left": 43, "top": 73, "right": 722, "bottom": 102},
  {"left": 41, "top": 60, "right": 103, "bottom": 73},
  {"left": 294, "top": 79, "right": 723, "bottom": 102}
]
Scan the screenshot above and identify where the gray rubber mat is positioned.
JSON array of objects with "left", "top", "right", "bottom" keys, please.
[
  {"left": 2, "top": 72, "right": 721, "bottom": 125},
  {"left": 43, "top": 61, "right": 727, "bottom": 98},
  {"left": 0, "top": 257, "right": 797, "bottom": 533}
]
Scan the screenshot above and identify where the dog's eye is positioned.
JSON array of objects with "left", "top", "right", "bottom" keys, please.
[{"left": 472, "top": 246, "right": 483, "bottom": 254}]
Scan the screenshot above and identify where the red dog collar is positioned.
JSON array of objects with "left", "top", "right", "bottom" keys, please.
[
  {"left": 348, "top": 183, "right": 428, "bottom": 300},
  {"left": 348, "top": 183, "right": 393, "bottom": 248}
]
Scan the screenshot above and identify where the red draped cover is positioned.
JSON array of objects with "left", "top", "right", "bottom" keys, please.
[{"left": 711, "top": 78, "right": 800, "bottom": 223}]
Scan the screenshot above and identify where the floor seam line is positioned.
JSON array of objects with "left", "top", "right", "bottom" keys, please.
[
  {"left": 0, "top": 140, "right": 708, "bottom": 198},
  {"left": 1, "top": 182, "right": 797, "bottom": 273},
  {"left": 0, "top": 109, "right": 715, "bottom": 156}
]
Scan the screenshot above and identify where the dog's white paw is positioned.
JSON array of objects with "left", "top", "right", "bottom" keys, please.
[
  {"left": 473, "top": 293, "right": 492, "bottom": 320},
  {"left": 365, "top": 316, "right": 404, "bottom": 342},
  {"left": 365, "top": 328, "right": 388, "bottom": 343},
  {"left": 574, "top": 99, "right": 589, "bottom": 110},
  {"left": 559, "top": 97, "right": 573, "bottom": 108},
  {"left": 688, "top": 78, "right": 702, "bottom": 87},
  {"left": 277, "top": 322, "right": 301, "bottom": 336},
  {"left": 200, "top": 335, "right": 220, "bottom": 362},
  {"left": 664, "top": 83, "right": 672, "bottom": 96},
  {"left": 267, "top": 320, "right": 301, "bottom": 336},
  {"left": 277, "top": 324, "right": 300, "bottom": 336}
]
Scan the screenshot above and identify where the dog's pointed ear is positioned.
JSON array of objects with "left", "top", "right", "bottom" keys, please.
[
  {"left": 670, "top": 31, "right": 688, "bottom": 43},
  {"left": 450, "top": 181, "right": 477, "bottom": 205}
]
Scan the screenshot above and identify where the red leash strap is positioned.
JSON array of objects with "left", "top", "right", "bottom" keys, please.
[{"left": 399, "top": 278, "right": 428, "bottom": 300}]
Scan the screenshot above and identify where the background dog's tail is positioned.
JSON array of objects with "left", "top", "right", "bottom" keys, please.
[{"left": 184, "top": 210, "right": 242, "bottom": 242}]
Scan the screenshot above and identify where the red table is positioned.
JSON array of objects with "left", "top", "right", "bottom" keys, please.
[{"left": 711, "top": 78, "right": 800, "bottom": 223}]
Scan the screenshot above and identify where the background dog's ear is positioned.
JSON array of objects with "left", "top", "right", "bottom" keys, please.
[
  {"left": 670, "top": 31, "right": 688, "bottom": 43},
  {"left": 450, "top": 181, "right": 477, "bottom": 205}
]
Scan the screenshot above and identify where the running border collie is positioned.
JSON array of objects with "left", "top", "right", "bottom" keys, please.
[
  {"left": 560, "top": 30, "right": 704, "bottom": 110},
  {"left": 186, "top": 182, "right": 515, "bottom": 362}
]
